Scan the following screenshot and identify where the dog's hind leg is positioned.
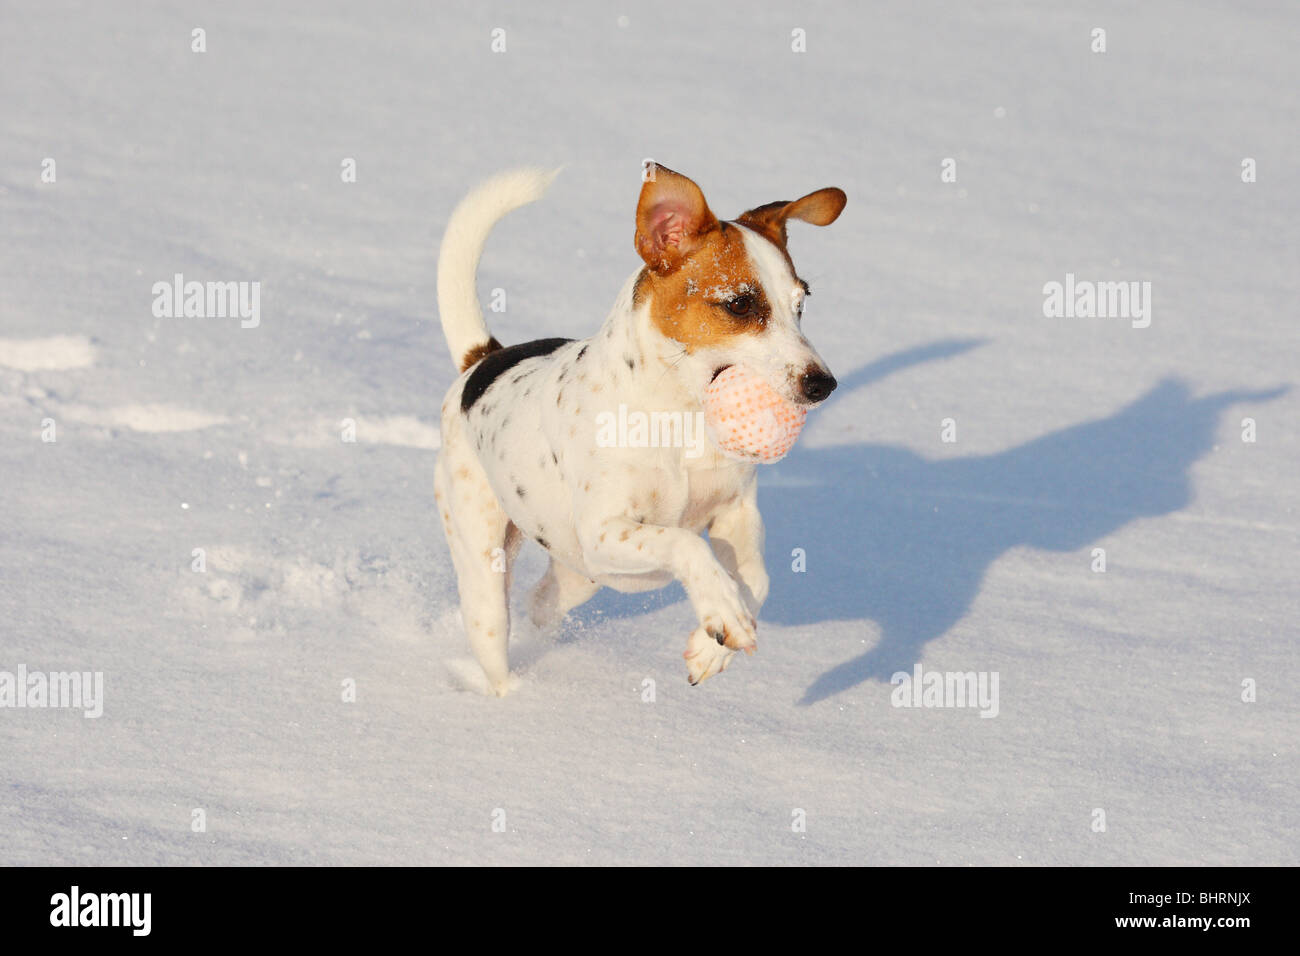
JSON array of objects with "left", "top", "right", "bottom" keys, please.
[
  {"left": 435, "top": 445, "right": 521, "bottom": 696},
  {"left": 528, "top": 558, "right": 600, "bottom": 630}
]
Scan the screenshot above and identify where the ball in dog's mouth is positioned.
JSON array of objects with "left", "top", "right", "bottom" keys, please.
[{"left": 702, "top": 364, "right": 808, "bottom": 463}]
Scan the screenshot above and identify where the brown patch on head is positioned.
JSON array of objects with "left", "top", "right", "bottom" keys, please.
[
  {"left": 736, "top": 187, "right": 846, "bottom": 284},
  {"left": 633, "top": 170, "right": 846, "bottom": 352},
  {"left": 639, "top": 220, "right": 772, "bottom": 350},
  {"left": 459, "top": 336, "right": 502, "bottom": 373},
  {"left": 733, "top": 202, "right": 798, "bottom": 277}
]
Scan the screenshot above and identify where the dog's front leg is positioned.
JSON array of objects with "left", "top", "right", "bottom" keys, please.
[
  {"left": 578, "top": 515, "right": 757, "bottom": 683},
  {"left": 707, "top": 485, "right": 769, "bottom": 620}
]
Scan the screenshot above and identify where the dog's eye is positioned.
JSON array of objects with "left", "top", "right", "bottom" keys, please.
[{"left": 725, "top": 294, "right": 754, "bottom": 317}]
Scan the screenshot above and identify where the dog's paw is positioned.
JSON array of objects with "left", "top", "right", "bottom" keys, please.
[
  {"left": 445, "top": 658, "right": 521, "bottom": 697},
  {"left": 684, "top": 627, "right": 736, "bottom": 685},
  {"left": 694, "top": 572, "right": 758, "bottom": 653}
]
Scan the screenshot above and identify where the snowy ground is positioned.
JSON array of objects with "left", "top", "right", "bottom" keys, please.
[{"left": 1, "top": 1, "right": 1297, "bottom": 865}]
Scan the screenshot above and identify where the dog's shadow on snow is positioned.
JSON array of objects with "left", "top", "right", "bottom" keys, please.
[{"left": 566, "top": 338, "right": 1285, "bottom": 705}]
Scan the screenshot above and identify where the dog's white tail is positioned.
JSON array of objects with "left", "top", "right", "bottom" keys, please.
[{"left": 437, "top": 167, "right": 561, "bottom": 372}]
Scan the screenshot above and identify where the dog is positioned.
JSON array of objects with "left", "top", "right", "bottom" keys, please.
[{"left": 433, "top": 163, "right": 845, "bottom": 695}]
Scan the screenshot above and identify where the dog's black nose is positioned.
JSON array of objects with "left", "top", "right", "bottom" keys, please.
[{"left": 800, "top": 368, "right": 837, "bottom": 403}]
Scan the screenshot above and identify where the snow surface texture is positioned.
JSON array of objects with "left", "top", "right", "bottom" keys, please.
[{"left": 1, "top": 1, "right": 1297, "bottom": 865}]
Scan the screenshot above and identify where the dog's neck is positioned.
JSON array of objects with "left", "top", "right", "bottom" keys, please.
[{"left": 590, "top": 269, "right": 702, "bottom": 411}]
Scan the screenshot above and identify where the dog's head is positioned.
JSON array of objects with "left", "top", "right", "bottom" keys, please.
[{"left": 633, "top": 163, "right": 846, "bottom": 407}]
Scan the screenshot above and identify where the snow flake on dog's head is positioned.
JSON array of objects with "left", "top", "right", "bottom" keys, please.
[{"left": 632, "top": 163, "right": 846, "bottom": 406}]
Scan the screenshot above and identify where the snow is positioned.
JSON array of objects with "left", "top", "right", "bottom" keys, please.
[
  {"left": 1, "top": 1, "right": 1296, "bottom": 865},
  {"left": 0, "top": 335, "right": 96, "bottom": 372}
]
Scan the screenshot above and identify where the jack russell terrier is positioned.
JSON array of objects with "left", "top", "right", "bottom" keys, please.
[{"left": 433, "top": 163, "right": 845, "bottom": 694}]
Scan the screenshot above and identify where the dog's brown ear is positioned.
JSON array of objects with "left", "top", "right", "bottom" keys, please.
[
  {"left": 738, "top": 187, "right": 847, "bottom": 247},
  {"left": 635, "top": 164, "right": 718, "bottom": 275}
]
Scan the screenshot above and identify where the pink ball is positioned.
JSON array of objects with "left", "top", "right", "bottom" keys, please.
[{"left": 703, "top": 365, "right": 808, "bottom": 463}]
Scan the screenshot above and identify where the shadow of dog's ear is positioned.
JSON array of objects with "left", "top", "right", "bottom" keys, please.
[
  {"left": 634, "top": 164, "right": 718, "bottom": 275},
  {"left": 737, "top": 187, "right": 847, "bottom": 248}
]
